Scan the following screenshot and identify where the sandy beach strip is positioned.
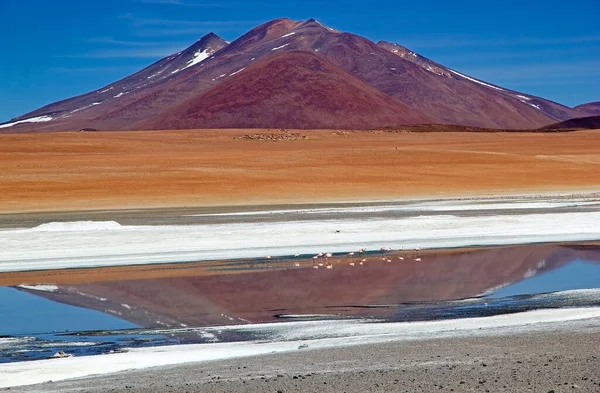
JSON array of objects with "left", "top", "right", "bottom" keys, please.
[
  {"left": 7, "top": 323, "right": 600, "bottom": 393},
  {"left": 2, "top": 129, "right": 600, "bottom": 213}
]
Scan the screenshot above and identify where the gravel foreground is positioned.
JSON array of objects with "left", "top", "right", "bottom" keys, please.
[{"left": 10, "top": 328, "right": 600, "bottom": 393}]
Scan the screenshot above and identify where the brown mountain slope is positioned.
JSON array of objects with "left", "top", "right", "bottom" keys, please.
[
  {"left": 574, "top": 102, "right": 600, "bottom": 116},
  {"left": 135, "top": 51, "right": 430, "bottom": 130}
]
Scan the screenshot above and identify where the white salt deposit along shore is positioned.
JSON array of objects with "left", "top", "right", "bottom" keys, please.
[
  {"left": 2, "top": 199, "right": 600, "bottom": 272},
  {"left": 1, "top": 307, "right": 599, "bottom": 388}
]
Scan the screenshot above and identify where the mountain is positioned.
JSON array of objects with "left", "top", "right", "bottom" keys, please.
[
  {"left": 574, "top": 101, "right": 600, "bottom": 116},
  {"left": 0, "top": 18, "right": 585, "bottom": 132},
  {"left": 136, "top": 51, "right": 430, "bottom": 130},
  {"left": 541, "top": 115, "right": 600, "bottom": 130}
]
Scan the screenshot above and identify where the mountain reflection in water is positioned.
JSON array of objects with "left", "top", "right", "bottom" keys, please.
[{"left": 15, "top": 243, "right": 600, "bottom": 328}]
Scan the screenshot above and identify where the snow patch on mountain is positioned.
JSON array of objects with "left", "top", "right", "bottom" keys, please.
[
  {"left": 146, "top": 70, "right": 166, "bottom": 80},
  {"left": 183, "top": 49, "right": 211, "bottom": 70},
  {"left": 0, "top": 116, "right": 53, "bottom": 129},
  {"left": 230, "top": 68, "right": 246, "bottom": 76},
  {"left": 449, "top": 70, "right": 505, "bottom": 92},
  {"left": 272, "top": 43, "right": 290, "bottom": 51}
]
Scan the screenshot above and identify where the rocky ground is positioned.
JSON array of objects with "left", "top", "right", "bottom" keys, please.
[{"left": 12, "top": 328, "right": 600, "bottom": 393}]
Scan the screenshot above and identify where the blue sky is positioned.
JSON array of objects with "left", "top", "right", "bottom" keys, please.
[{"left": 0, "top": 0, "right": 598, "bottom": 122}]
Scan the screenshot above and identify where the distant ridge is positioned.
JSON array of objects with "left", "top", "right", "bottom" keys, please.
[
  {"left": 541, "top": 116, "right": 600, "bottom": 130},
  {"left": 574, "top": 102, "right": 600, "bottom": 116}
]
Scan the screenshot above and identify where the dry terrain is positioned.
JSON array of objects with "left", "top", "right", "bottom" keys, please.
[
  {"left": 11, "top": 329, "right": 600, "bottom": 393},
  {"left": 1, "top": 129, "right": 600, "bottom": 213}
]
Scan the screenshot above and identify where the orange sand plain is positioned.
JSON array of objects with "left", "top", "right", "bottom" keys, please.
[{"left": 1, "top": 128, "right": 600, "bottom": 214}]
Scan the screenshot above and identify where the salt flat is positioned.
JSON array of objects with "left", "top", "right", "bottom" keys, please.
[{"left": 2, "top": 198, "right": 600, "bottom": 272}]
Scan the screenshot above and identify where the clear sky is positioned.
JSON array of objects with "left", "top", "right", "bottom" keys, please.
[{"left": 0, "top": 0, "right": 598, "bottom": 122}]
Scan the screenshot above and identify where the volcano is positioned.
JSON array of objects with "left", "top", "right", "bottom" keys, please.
[{"left": 0, "top": 18, "right": 584, "bottom": 132}]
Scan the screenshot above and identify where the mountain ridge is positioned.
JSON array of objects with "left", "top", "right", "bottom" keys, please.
[
  {"left": 574, "top": 102, "right": 600, "bottom": 116},
  {"left": 0, "top": 18, "right": 586, "bottom": 132}
]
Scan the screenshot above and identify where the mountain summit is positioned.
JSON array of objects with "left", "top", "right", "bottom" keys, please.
[{"left": 1, "top": 18, "right": 584, "bottom": 132}]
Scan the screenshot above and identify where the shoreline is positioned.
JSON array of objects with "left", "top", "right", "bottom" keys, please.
[
  {"left": 1, "top": 189, "right": 599, "bottom": 226},
  {"left": 4, "top": 313, "right": 600, "bottom": 392},
  {"left": 1, "top": 187, "right": 600, "bottom": 216}
]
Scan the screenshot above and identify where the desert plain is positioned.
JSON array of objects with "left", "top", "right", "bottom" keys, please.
[{"left": 2, "top": 128, "right": 600, "bottom": 213}]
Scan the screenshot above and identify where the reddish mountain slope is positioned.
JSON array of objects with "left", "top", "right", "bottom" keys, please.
[
  {"left": 574, "top": 102, "right": 600, "bottom": 116},
  {"left": 0, "top": 18, "right": 584, "bottom": 132},
  {"left": 136, "top": 51, "right": 430, "bottom": 130}
]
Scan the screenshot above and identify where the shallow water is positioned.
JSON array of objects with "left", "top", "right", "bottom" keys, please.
[
  {"left": 491, "top": 260, "right": 600, "bottom": 298},
  {"left": 0, "top": 287, "right": 137, "bottom": 336},
  {"left": 2, "top": 243, "right": 600, "bottom": 364}
]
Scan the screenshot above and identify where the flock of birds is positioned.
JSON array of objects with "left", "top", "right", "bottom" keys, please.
[{"left": 263, "top": 246, "right": 422, "bottom": 270}]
